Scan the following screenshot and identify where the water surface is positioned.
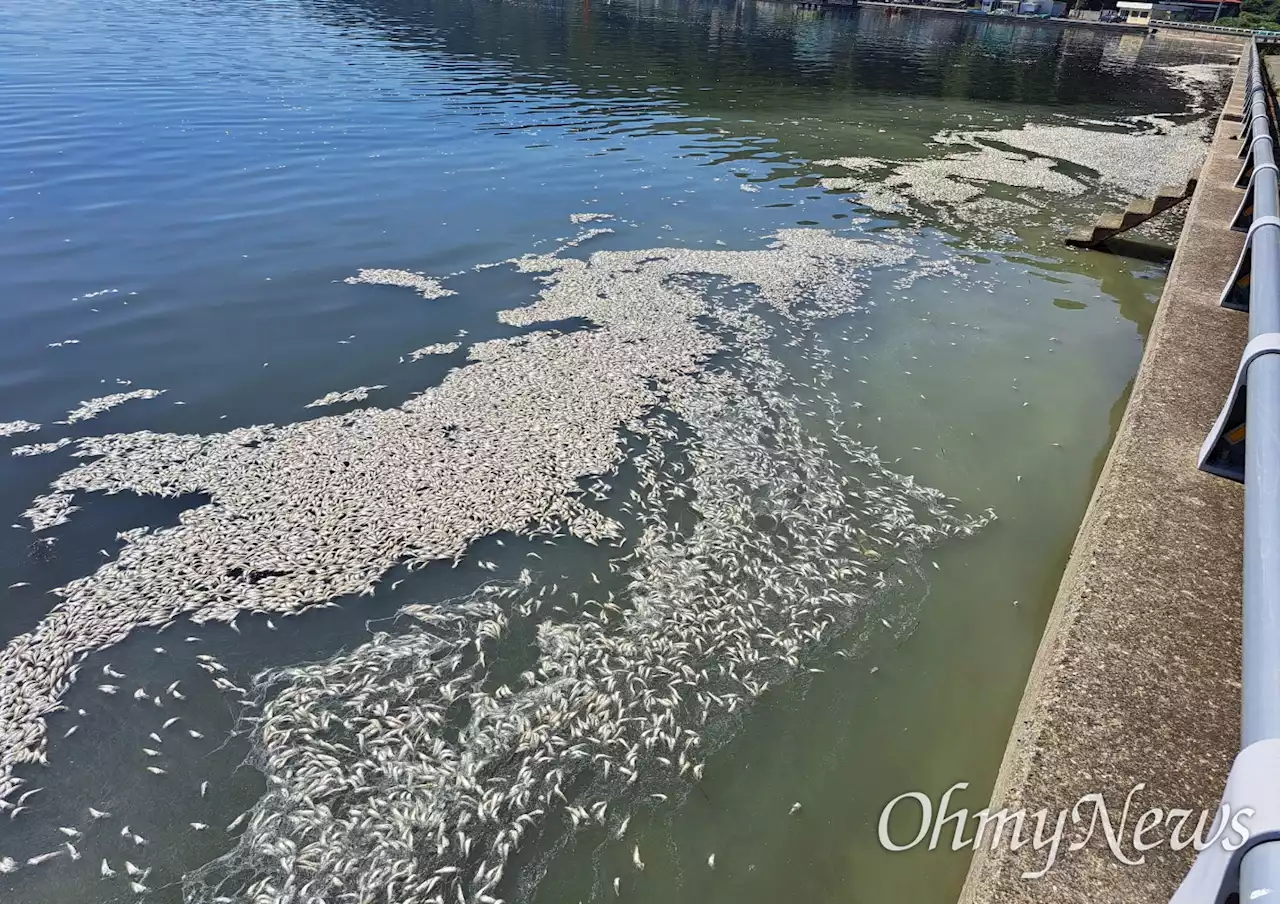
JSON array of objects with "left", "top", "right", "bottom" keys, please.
[{"left": 0, "top": 2, "right": 1237, "bottom": 902}]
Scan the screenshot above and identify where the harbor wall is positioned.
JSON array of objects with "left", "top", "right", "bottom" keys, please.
[{"left": 957, "top": 58, "right": 1250, "bottom": 904}]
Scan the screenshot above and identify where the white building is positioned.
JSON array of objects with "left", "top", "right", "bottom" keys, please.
[{"left": 1116, "top": 0, "right": 1154, "bottom": 23}]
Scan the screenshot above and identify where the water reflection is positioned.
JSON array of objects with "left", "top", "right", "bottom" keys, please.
[
  {"left": 0, "top": 0, "right": 1234, "bottom": 902},
  {"left": 316, "top": 0, "right": 1229, "bottom": 113}
]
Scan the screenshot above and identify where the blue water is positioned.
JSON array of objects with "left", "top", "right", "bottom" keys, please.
[{"left": 0, "top": 1, "right": 1237, "bottom": 902}]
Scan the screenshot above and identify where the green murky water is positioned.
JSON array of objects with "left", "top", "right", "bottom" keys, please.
[{"left": 0, "top": 1, "right": 1237, "bottom": 902}]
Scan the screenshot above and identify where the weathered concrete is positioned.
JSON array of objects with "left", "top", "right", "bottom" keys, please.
[
  {"left": 1067, "top": 178, "right": 1198, "bottom": 248},
  {"left": 1152, "top": 26, "right": 1252, "bottom": 48},
  {"left": 958, "top": 60, "right": 1250, "bottom": 904}
]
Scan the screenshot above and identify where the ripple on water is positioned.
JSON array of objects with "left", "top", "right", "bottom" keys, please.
[
  {"left": 183, "top": 242, "right": 991, "bottom": 904},
  {"left": 0, "top": 226, "right": 934, "bottom": 813}
]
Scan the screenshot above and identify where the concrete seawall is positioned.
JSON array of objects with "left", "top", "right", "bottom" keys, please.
[
  {"left": 958, "top": 61, "right": 1250, "bottom": 903},
  {"left": 852, "top": 2, "right": 1250, "bottom": 44}
]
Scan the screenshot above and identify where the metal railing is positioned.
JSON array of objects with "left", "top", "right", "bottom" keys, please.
[
  {"left": 1177, "top": 38, "right": 1280, "bottom": 904},
  {"left": 1156, "top": 20, "right": 1280, "bottom": 38}
]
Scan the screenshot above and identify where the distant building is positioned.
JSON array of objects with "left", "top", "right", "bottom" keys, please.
[
  {"left": 1116, "top": 0, "right": 1153, "bottom": 23},
  {"left": 1071, "top": 0, "right": 1241, "bottom": 21},
  {"left": 984, "top": 0, "right": 1062, "bottom": 13}
]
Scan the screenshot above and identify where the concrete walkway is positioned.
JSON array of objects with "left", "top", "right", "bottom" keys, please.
[{"left": 958, "top": 61, "right": 1250, "bottom": 904}]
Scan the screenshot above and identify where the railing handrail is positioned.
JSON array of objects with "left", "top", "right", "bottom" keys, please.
[
  {"left": 1157, "top": 21, "right": 1274, "bottom": 36},
  {"left": 1234, "top": 40, "right": 1280, "bottom": 902},
  {"left": 1174, "top": 39, "right": 1280, "bottom": 904}
]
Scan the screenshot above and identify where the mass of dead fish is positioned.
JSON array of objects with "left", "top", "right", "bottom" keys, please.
[{"left": 1, "top": 228, "right": 991, "bottom": 904}]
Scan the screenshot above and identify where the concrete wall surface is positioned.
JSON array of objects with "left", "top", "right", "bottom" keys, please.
[{"left": 958, "top": 59, "right": 1250, "bottom": 904}]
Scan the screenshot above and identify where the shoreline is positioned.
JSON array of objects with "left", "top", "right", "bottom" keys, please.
[
  {"left": 958, "top": 58, "right": 1249, "bottom": 904},
  {"left": 795, "top": 1, "right": 1252, "bottom": 44}
]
